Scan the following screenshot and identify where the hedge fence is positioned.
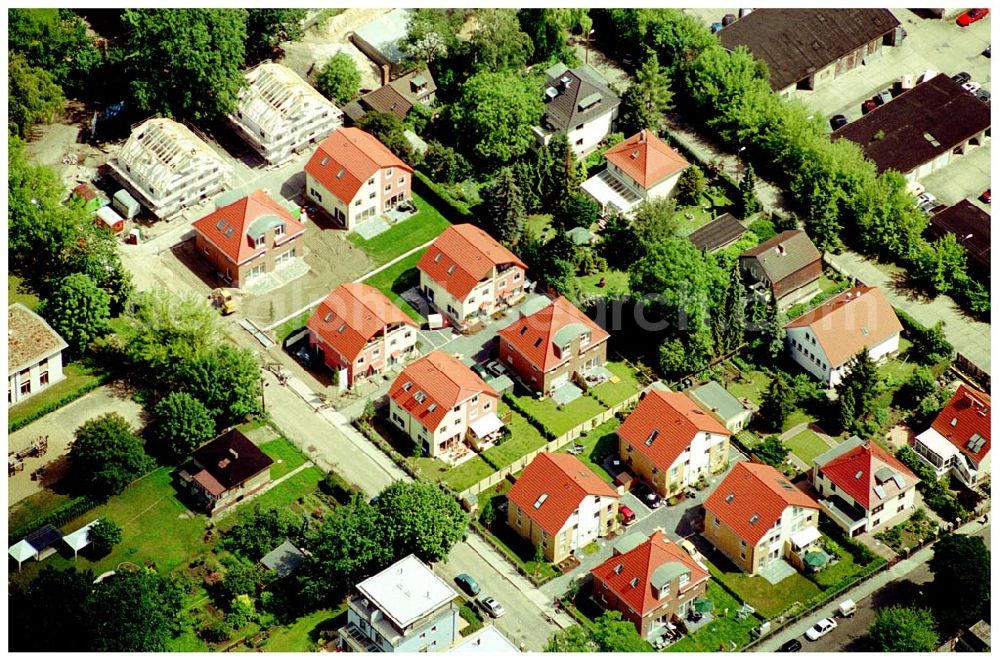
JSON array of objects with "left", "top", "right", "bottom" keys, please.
[
  {"left": 9, "top": 495, "right": 99, "bottom": 545},
  {"left": 413, "top": 170, "right": 475, "bottom": 224}
]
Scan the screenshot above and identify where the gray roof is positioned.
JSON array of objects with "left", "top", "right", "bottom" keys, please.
[
  {"left": 689, "top": 381, "right": 748, "bottom": 424},
  {"left": 353, "top": 8, "right": 412, "bottom": 64},
  {"left": 718, "top": 9, "right": 900, "bottom": 92},
  {"left": 613, "top": 532, "right": 647, "bottom": 555},
  {"left": 542, "top": 63, "right": 620, "bottom": 133},
  {"left": 520, "top": 294, "right": 552, "bottom": 318},
  {"left": 741, "top": 229, "right": 821, "bottom": 283},
  {"left": 651, "top": 561, "right": 690, "bottom": 587},
  {"left": 260, "top": 540, "right": 306, "bottom": 578},
  {"left": 686, "top": 213, "right": 747, "bottom": 252},
  {"left": 812, "top": 435, "right": 865, "bottom": 468}
]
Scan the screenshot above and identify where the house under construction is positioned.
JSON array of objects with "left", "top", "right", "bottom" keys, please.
[
  {"left": 229, "top": 62, "right": 344, "bottom": 165},
  {"left": 108, "top": 118, "right": 232, "bottom": 220}
]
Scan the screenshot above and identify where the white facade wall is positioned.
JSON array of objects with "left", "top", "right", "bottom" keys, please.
[
  {"left": 644, "top": 170, "right": 685, "bottom": 201},
  {"left": 556, "top": 494, "right": 618, "bottom": 554},
  {"left": 306, "top": 170, "right": 382, "bottom": 230},
  {"left": 787, "top": 327, "right": 899, "bottom": 388},
  {"left": 231, "top": 105, "right": 342, "bottom": 165},
  {"left": 8, "top": 351, "right": 65, "bottom": 407},
  {"left": 667, "top": 432, "right": 729, "bottom": 488},
  {"left": 566, "top": 108, "right": 617, "bottom": 156}
]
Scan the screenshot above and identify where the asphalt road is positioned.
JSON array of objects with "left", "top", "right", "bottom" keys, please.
[{"left": 782, "top": 523, "right": 990, "bottom": 652}]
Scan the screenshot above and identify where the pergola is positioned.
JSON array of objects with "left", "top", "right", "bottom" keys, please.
[{"left": 62, "top": 520, "right": 100, "bottom": 559}]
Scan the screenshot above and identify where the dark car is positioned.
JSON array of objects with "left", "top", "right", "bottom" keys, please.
[
  {"left": 293, "top": 344, "right": 316, "bottom": 369},
  {"left": 455, "top": 573, "right": 481, "bottom": 596},
  {"left": 778, "top": 639, "right": 803, "bottom": 652},
  {"left": 958, "top": 8, "right": 989, "bottom": 26},
  {"left": 980, "top": 189, "right": 991, "bottom": 203},
  {"left": 975, "top": 88, "right": 991, "bottom": 103},
  {"left": 710, "top": 21, "right": 724, "bottom": 33},
  {"left": 632, "top": 482, "right": 662, "bottom": 509},
  {"left": 873, "top": 89, "right": 893, "bottom": 106},
  {"left": 952, "top": 71, "right": 972, "bottom": 84},
  {"left": 829, "top": 114, "right": 848, "bottom": 130},
  {"left": 861, "top": 98, "right": 878, "bottom": 114},
  {"left": 722, "top": 13, "right": 737, "bottom": 26},
  {"left": 983, "top": 46, "right": 991, "bottom": 58}
]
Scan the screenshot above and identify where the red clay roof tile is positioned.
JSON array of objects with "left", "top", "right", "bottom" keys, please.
[
  {"left": 306, "top": 283, "right": 416, "bottom": 363},
  {"left": 192, "top": 190, "right": 304, "bottom": 265},
  {"left": 930, "top": 385, "right": 991, "bottom": 463},
  {"left": 388, "top": 351, "right": 497, "bottom": 432},
  {"left": 617, "top": 390, "right": 730, "bottom": 471},
  {"left": 417, "top": 224, "right": 527, "bottom": 301},
  {"left": 304, "top": 128, "right": 411, "bottom": 205},
  {"left": 497, "top": 297, "right": 609, "bottom": 373},
  {"left": 603, "top": 130, "right": 689, "bottom": 189}
]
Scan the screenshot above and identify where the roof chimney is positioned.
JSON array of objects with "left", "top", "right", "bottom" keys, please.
[
  {"left": 777, "top": 244, "right": 786, "bottom": 256},
  {"left": 229, "top": 447, "right": 239, "bottom": 460},
  {"left": 381, "top": 63, "right": 390, "bottom": 87}
]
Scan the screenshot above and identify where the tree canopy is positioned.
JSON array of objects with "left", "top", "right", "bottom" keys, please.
[
  {"left": 39, "top": 273, "right": 110, "bottom": 355},
  {"left": 869, "top": 606, "right": 939, "bottom": 652},
  {"left": 929, "top": 534, "right": 990, "bottom": 630},
  {"left": 70, "top": 412, "right": 154, "bottom": 499},
  {"left": 150, "top": 391, "right": 216, "bottom": 460},
  {"left": 618, "top": 54, "right": 674, "bottom": 135},
  {"left": 8, "top": 52, "right": 64, "bottom": 137},
  {"left": 315, "top": 52, "right": 360, "bottom": 105},
  {"left": 373, "top": 480, "right": 467, "bottom": 563},
  {"left": 356, "top": 111, "right": 412, "bottom": 162},
  {"left": 760, "top": 372, "right": 795, "bottom": 432},
  {"left": 122, "top": 9, "right": 248, "bottom": 121},
  {"left": 87, "top": 517, "right": 123, "bottom": 556},
  {"left": 8, "top": 8, "right": 100, "bottom": 94},
  {"left": 172, "top": 344, "right": 262, "bottom": 428},
  {"left": 480, "top": 168, "right": 527, "bottom": 247},
  {"left": 755, "top": 435, "right": 790, "bottom": 467},
  {"left": 835, "top": 350, "right": 881, "bottom": 433},
  {"left": 245, "top": 8, "right": 305, "bottom": 61},
  {"left": 222, "top": 505, "right": 301, "bottom": 561},
  {"left": 450, "top": 70, "right": 544, "bottom": 165},
  {"left": 468, "top": 9, "right": 534, "bottom": 72}
]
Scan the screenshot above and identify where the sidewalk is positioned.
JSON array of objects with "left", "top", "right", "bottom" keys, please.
[{"left": 754, "top": 518, "right": 990, "bottom": 651}]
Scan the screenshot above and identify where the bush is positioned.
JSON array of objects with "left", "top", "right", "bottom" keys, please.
[
  {"left": 320, "top": 471, "right": 361, "bottom": 505},
  {"left": 9, "top": 496, "right": 99, "bottom": 545},
  {"left": 748, "top": 218, "right": 777, "bottom": 242},
  {"left": 412, "top": 170, "right": 474, "bottom": 221},
  {"left": 9, "top": 371, "right": 112, "bottom": 433},
  {"left": 459, "top": 604, "right": 484, "bottom": 634},
  {"left": 199, "top": 620, "right": 232, "bottom": 643},
  {"left": 501, "top": 394, "right": 556, "bottom": 440}
]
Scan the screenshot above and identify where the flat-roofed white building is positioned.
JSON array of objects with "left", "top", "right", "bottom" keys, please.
[
  {"left": 108, "top": 118, "right": 232, "bottom": 219},
  {"left": 229, "top": 62, "right": 343, "bottom": 165},
  {"left": 339, "top": 554, "right": 460, "bottom": 653}
]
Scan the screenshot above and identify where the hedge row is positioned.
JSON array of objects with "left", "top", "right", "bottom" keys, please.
[
  {"left": 413, "top": 170, "right": 474, "bottom": 223},
  {"left": 8, "top": 371, "right": 113, "bottom": 434},
  {"left": 354, "top": 421, "right": 421, "bottom": 482},
  {"left": 468, "top": 520, "right": 552, "bottom": 587},
  {"left": 9, "top": 495, "right": 99, "bottom": 545},
  {"left": 501, "top": 394, "right": 557, "bottom": 440},
  {"left": 894, "top": 306, "right": 954, "bottom": 356}
]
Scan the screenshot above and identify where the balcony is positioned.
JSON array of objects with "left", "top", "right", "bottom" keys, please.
[
  {"left": 339, "top": 623, "right": 381, "bottom": 652},
  {"left": 819, "top": 495, "right": 867, "bottom": 535}
]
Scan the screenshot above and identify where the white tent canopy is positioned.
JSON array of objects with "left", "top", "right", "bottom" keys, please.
[
  {"left": 469, "top": 413, "right": 504, "bottom": 439},
  {"left": 8, "top": 539, "right": 39, "bottom": 569},
  {"left": 789, "top": 525, "right": 822, "bottom": 550},
  {"left": 63, "top": 520, "right": 100, "bottom": 558}
]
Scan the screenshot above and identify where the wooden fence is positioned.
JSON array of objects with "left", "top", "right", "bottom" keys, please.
[{"left": 459, "top": 392, "right": 643, "bottom": 499}]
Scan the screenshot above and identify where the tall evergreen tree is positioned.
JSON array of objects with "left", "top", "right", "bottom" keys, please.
[
  {"left": 713, "top": 265, "right": 746, "bottom": 355},
  {"left": 761, "top": 372, "right": 795, "bottom": 431},
  {"left": 618, "top": 54, "right": 674, "bottom": 135},
  {"left": 481, "top": 167, "right": 526, "bottom": 247},
  {"left": 835, "top": 350, "right": 881, "bottom": 432},
  {"left": 738, "top": 161, "right": 761, "bottom": 218}
]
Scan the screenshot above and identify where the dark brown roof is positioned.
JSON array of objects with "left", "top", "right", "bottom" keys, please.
[
  {"left": 191, "top": 429, "right": 273, "bottom": 491},
  {"left": 928, "top": 200, "right": 991, "bottom": 271},
  {"left": 718, "top": 9, "right": 899, "bottom": 92},
  {"left": 542, "top": 63, "right": 620, "bottom": 133},
  {"left": 687, "top": 213, "right": 747, "bottom": 252},
  {"left": 833, "top": 74, "right": 991, "bottom": 174},
  {"left": 360, "top": 85, "right": 411, "bottom": 120},
  {"left": 740, "top": 229, "right": 822, "bottom": 299},
  {"left": 356, "top": 68, "right": 436, "bottom": 121}
]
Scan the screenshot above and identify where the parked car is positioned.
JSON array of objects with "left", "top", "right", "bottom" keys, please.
[
  {"left": 479, "top": 596, "right": 505, "bottom": 618},
  {"left": 957, "top": 8, "right": 989, "bottom": 26},
  {"left": 722, "top": 13, "right": 737, "bottom": 26},
  {"left": 952, "top": 71, "right": 972, "bottom": 84},
  {"left": 963, "top": 81, "right": 983, "bottom": 94},
  {"left": 804, "top": 618, "right": 838, "bottom": 641},
  {"left": 917, "top": 192, "right": 938, "bottom": 212},
  {"left": 455, "top": 574, "right": 481, "bottom": 597},
  {"left": 975, "top": 88, "right": 991, "bottom": 103},
  {"left": 873, "top": 89, "right": 893, "bottom": 106},
  {"left": 293, "top": 344, "right": 317, "bottom": 369},
  {"left": 861, "top": 98, "right": 878, "bottom": 114},
  {"left": 980, "top": 189, "right": 991, "bottom": 203},
  {"left": 829, "top": 114, "right": 848, "bottom": 130},
  {"left": 983, "top": 46, "right": 991, "bottom": 58},
  {"left": 778, "top": 639, "right": 803, "bottom": 652},
  {"left": 710, "top": 21, "right": 724, "bottom": 33},
  {"left": 632, "top": 482, "right": 663, "bottom": 509},
  {"left": 619, "top": 504, "right": 637, "bottom": 526}
]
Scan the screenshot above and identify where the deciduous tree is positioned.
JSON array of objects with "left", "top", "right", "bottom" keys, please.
[
  {"left": 468, "top": 9, "right": 534, "bottom": 72},
  {"left": 869, "top": 606, "right": 939, "bottom": 652},
  {"left": 356, "top": 111, "right": 412, "bottom": 162},
  {"left": 89, "top": 570, "right": 184, "bottom": 652},
  {"left": 755, "top": 435, "right": 790, "bottom": 467},
  {"left": 8, "top": 53, "right": 64, "bottom": 137},
  {"left": 222, "top": 505, "right": 301, "bottom": 561},
  {"left": 87, "top": 517, "right": 123, "bottom": 556},
  {"left": 122, "top": 9, "right": 248, "bottom": 121},
  {"left": 150, "top": 391, "right": 216, "bottom": 460},
  {"left": 675, "top": 164, "right": 707, "bottom": 205},
  {"left": 545, "top": 625, "right": 596, "bottom": 652},
  {"left": 315, "top": 52, "right": 360, "bottom": 105},
  {"left": 450, "top": 71, "right": 544, "bottom": 164},
  {"left": 245, "top": 8, "right": 305, "bottom": 61},
  {"left": 118, "top": 289, "right": 224, "bottom": 374},
  {"left": 929, "top": 534, "right": 990, "bottom": 630},
  {"left": 592, "top": 610, "right": 653, "bottom": 652},
  {"left": 9, "top": 566, "right": 96, "bottom": 651},
  {"left": 8, "top": 8, "right": 100, "bottom": 94},
  {"left": 373, "top": 481, "right": 467, "bottom": 563},
  {"left": 39, "top": 272, "right": 110, "bottom": 355},
  {"left": 173, "top": 344, "right": 262, "bottom": 428},
  {"left": 70, "top": 412, "right": 154, "bottom": 499}
]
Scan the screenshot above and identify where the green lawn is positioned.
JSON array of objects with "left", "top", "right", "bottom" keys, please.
[
  {"left": 439, "top": 456, "right": 495, "bottom": 493},
  {"left": 575, "top": 269, "right": 630, "bottom": 299},
  {"left": 361, "top": 252, "right": 423, "bottom": 321},
  {"left": 348, "top": 191, "right": 451, "bottom": 265},
  {"left": 259, "top": 607, "right": 345, "bottom": 652},
  {"left": 241, "top": 466, "right": 325, "bottom": 513},
  {"left": 784, "top": 428, "right": 830, "bottom": 465},
  {"left": 590, "top": 361, "right": 643, "bottom": 407},
  {"left": 667, "top": 580, "right": 763, "bottom": 652},
  {"left": 561, "top": 418, "right": 619, "bottom": 483},
  {"left": 8, "top": 360, "right": 110, "bottom": 431},
  {"left": 482, "top": 408, "right": 549, "bottom": 469},
  {"left": 709, "top": 564, "right": 822, "bottom": 620},
  {"left": 674, "top": 187, "right": 734, "bottom": 238},
  {"left": 526, "top": 214, "right": 555, "bottom": 242},
  {"left": 811, "top": 537, "right": 869, "bottom": 590},
  {"left": 480, "top": 521, "right": 560, "bottom": 582},
  {"left": 9, "top": 489, "right": 76, "bottom": 536},
  {"left": 724, "top": 366, "right": 817, "bottom": 433},
  {"left": 260, "top": 437, "right": 308, "bottom": 480},
  {"left": 9, "top": 273, "right": 41, "bottom": 310},
  {"left": 506, "top": 391, "right": 607, "bottom": 438}
]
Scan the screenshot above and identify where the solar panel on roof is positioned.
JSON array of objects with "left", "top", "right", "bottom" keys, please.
[{"left": 891, "top": 474, "right": 906, "bottom": 489}]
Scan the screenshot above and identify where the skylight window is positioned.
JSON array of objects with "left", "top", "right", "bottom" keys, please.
[
  {"left": 336, "top": 167, "right": 346, "bottom": 179},
  {"left": 749, "top": 514, "right": 760, "bottom": 525},
  {"left": 324, "top": 312, "right": 333, "bottom": 322},
  {"left": 725, "top": 493, "right": 735, "bottom": 504},
  {"left": 854, "top": 470, "right": 863, "bottom": 480},
  {"left": 433, "top": 252, "right": 442, "bottom": 263},
  {"left": 414, "top": 391, "right": 427, "bottom": 404},
  {"left": 224, "top": 227, "right": 235, "bottom": 238},
  {"left": 533, "top": 338, "right": 543, "bottom": 348},
  {"left": 614, "top": 563, "right": 623, "bottom": 574},
  {"left": 645, "top": 429, "right": 659, "bottom": 447},
  {"left": 403, "top": 382, "right": 412, "bottom": 391},
  {"left": 447, "top": 264, "right": 456, "bottom": 275},
  {"left": 519, "top": 326, "right": 528, "bottom": 335},
  {"left": 321, "top": 156, "right": 330, "bottom": 166},
  {"left": 338, "top": 323, "right": 347, "bottom": 333},
  {"left": 427, "top": 403, "right": 437, "bottom": 413},
  {"left": 629, "top": 577, "right": 640, "bottom": 588},
  {"left": 215, "top": 218, "right": 226, "bottom": 230},
  {"left": 533, "top": 493, "right": 549, "bottom": 509}
]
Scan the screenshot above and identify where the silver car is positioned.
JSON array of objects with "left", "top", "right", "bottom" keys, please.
[{"left": 479, "top": 596, "right": 505, "bottom": 618}]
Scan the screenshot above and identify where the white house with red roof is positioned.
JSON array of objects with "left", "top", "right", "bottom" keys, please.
[
  {"left": 785, "top": 287, "right": 903, "bottom": 388},
  {"left": 581, "top": 130, "right": 690, "bottom": 216},
  {"left": 304, "top": 127, "right": 412, "bottom": 230},
  {"left": 306, "top": 283, "right": 418, "bottom": 389},
  {"left": 703, "top": 462, "right": 820, "bottom": 576},
  {"left": 617, "top": 389, "right": 731, "bottom": 498},
  {"left": 192, "top": 190, "right": 305, "bottom": 288},
  {"left": 506, "top": 452, "right": 620, "bottom": 562},
  {"left": 811, "top": 436, "right": 918, "bottom": 536},
  {"left": 388, "top": 351, "right": 502, "bottom": 461},
  {"left": 417, "top": 224, "right": 527, "bottom": 330},
  {"left": 497, "top": 296, "right": 610, "bottom": 396},
  {"left": 913, "top": 385, "right": 990, "bottom": 488},
  {"left": 591, "top": 531, "right": 709, "bottom": 640}
]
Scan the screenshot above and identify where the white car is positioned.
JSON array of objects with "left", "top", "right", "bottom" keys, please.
[
  {"left": 916, "top": 192, "right": 938, "bottom": 212},
  {"left": 963, "top": 81, "right": 983, "bottom": 94},
  {"left": 804, "top": 618, "right": 838, "bottom": 641},
  {"left": 480, "top": 596, "right": 505, "bottom": 618}
]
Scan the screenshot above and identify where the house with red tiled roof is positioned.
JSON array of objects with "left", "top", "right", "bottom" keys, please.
[
  {"left": 304, "top": 127, "right": 412, "bottom": 230},
  {"left": 192, "top": 190, "right": 305, "bottom": 288},
  {"left": 497, "top": 296, "right": 609, "bottom": 396},
  {"left": 307, "top": 283, "right": 418, "bottom": 389},
  {"left": 417, "top": 224, "right": 528, "bottom": 331},
  {"left": 913, "top": 385, "right": 990, "bottom": 488},
  {"left": 811, "top": 436, "right": 918, "bottom": 536},
  {"left": 591, "top": 531, "right": 709, "bottom": 640},
  {"left": 506, "top": 452, "right": 620, "bottom": 562},
  {"left": 785, "top": 286, "right": 902, "bottom": 388},
  {"left": 703, "top": 462, "right": 820, "bottom": 576},
  {"left": 581, "top": 130, "right": 689, "bottom": 216},
  {"left": 617, "top": 389, "right": 731, "bottom": 498},
  {"left": 388, "top": 351, "right": 502, "bottom": 461}
]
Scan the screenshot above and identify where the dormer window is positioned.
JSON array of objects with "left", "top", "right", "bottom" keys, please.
[
  {"left": 414, "top": 391, "right": 427, "bottom": 404},
  {"left": 255, "top": 235, "right": 266, "bottom": 247},
  {"left": 447, "top": 264, "right": 456, "bottom": 275},
  {"left": 613, "top": 563, "right": 623, "bottom": 574},
  {"left": 629, "top": 577, "right": 640, "bottom": 588},
  {"left": 433, "top": 252, "right": 442, "bottom": 263},
  {"left": 403, "top": 382, "right": 412, "bottom": 391},
  {"left": 275, "top": 224, "right": 285, "bottom": 237},
  {"left": 580, "top": 332, "right": 591, "bottom": 348}
]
